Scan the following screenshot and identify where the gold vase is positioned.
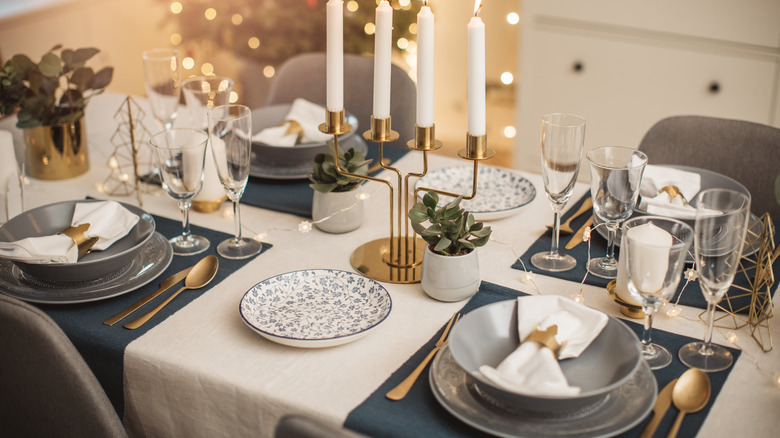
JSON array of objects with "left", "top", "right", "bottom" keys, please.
[{"left": 24, "top": 118, "right": 89, "bottom": 180}]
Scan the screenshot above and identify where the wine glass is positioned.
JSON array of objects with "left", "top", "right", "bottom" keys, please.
[
  {"left": 623, "top": 216, "right": 693, "bottom": 370},
  {"left": 142, "top": 48, "right": 181, "bottom": 131},
  {"left": 585, "top": 146, "right": 648, "bottom": 279},
  {"left": 531, "top": 113, "right": 586, "bottom": 272},
  {"left": 149, "top": 128, "right": 210, "bottom": 255},
  {"left": 679, "top": 189, "right": 751, "bottom": 372},
  {"left": 182, "top": 76, "right": 234, "bottom": 130},
  {"left": 207, "top": 104, "right": 263, "bottom": 259}
]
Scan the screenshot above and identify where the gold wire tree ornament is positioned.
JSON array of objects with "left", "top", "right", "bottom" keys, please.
[
  {"left": 103, "top": 96, "right": 154, "bottom": 206},
  {"left": 712, "top": 213, "right": 775, "bottom": 352}
]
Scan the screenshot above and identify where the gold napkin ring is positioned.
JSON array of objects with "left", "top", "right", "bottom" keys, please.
[
  {"left": 274, "top": 120, "right": 304, "bottom": 144},
  {"left": 522, "top": 324, "right": 566, "bottom": 359},
  {"left": 58, "top": 223, "right": 99, "bottom": 259}
]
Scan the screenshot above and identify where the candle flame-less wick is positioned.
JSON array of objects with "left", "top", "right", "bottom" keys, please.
[
  {"left": 473, "top": 0, "right": 482, "bottom": 17},
  {"left": 423, "top": 0, "right": 428, "bottom": 6}
]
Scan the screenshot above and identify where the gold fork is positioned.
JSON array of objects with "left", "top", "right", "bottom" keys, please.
[{"left": 385, "top": 312, "right": 461, "bottom": 401}]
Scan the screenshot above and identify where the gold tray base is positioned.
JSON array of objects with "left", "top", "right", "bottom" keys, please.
[
  {"left": 606, "top": 280, "right": 644, "bottom": 319},
  {"left": 351, "top": 237, "right": 425, "bottom": 284}
]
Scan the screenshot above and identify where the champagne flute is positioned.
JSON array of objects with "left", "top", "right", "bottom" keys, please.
[
  {"left": 679, "top": 189, "right": 751, "bottom": 372},
  {"left": 586, "top": 146, "right": 647, "bottom": 279},
  {"left": 149, "top": 128, "right": 210, "bottom": 255},
  {"left": 142, "top": 48, "right": 181, "bottom": 131},
  {"left": 531, "top": 113, "right": 586, "bottom": 272},
  {"left": 207, "top": 104, "right": 263, "bottom": 259},
  {"left": 623, "top": 216, "right": 693, "bottom": 370}
]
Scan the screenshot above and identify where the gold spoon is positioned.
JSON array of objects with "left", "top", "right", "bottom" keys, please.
[
  {"left": 124, "top": 255, "right": 219, "bottom": 330},
  {"left": 666, "top": 368, "right": 711, "bottom": 438},
  {"left": 547, "top": 197, "right": 593, "bottom": 235}
]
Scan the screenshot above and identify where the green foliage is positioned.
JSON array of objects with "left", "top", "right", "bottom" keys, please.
[
  {"left": 409, "top": 191, "right": 492, "bottom": 256},
  {"left": 309, "top": 142, "right": 371, "bottom": 193},
  {"left": 0, "top": 45, "right": 113, "bottom": 129}
]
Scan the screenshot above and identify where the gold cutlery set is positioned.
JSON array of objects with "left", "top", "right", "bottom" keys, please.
[{"left": 639, "top": 368, "right": 711, "bottom": 438}]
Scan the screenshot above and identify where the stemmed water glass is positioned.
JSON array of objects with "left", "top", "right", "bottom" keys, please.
[
  {"left": 149, "top": 128, "right": 210, "bottom": 255},
  {"left": 679, "top": 189, "right": 751, "bottom": 372},
  {"left": 142, "top": 48, "right": 181, "bottom": 131},
  {"left": 182, "top": 76, "right": 234, "bottom": 130},
  {"left": 531, "top": 113, "right": 586, "bottom": 272},
  {"left": 623, "top": 216, "right": 693, "bottom": 370},
  {"left": 207, "top": 104, "right": 263, "bottom": 259},
  {"left": 586, "top": 146, "right": 648, "bottom": 279}
]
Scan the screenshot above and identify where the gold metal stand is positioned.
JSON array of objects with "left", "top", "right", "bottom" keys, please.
[{"left": 320, "top": 109, "right": 494, "bottom": 284}]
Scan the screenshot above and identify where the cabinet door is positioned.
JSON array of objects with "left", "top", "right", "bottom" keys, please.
[{"left": 513, "top": 30, "right": 777, "bottom": 173}]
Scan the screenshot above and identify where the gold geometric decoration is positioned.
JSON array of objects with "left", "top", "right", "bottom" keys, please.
[
  {"left": 712, "top": 213, "right": 775, "bottom": 352},
  {"left": 102, "top": 96, "right": 155, "bottom": 206}
]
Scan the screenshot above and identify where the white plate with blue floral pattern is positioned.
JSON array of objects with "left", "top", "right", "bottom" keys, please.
[
  {"left": 239, "top": 269, "right": 392, "bottom": 348},
  {"left": 414, "top": 166, "right": 536, "bottom": 221}
]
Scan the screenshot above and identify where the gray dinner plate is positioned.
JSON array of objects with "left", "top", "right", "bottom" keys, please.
[
  {"left": 430, "top": 345, "right": 656, "bottom": 438},
  {"left": 0, "top": 232, "right": 172, "bottom": 304},
  {"left": 249, "top": 104, "right": 361, "bottom": 180}
]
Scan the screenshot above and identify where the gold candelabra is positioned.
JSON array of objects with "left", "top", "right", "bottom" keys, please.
[{"left": 319, "top": 109, "right": 494, "bottom": 284}]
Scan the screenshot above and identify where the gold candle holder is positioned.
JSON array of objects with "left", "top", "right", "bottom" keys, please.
[{"left": 321, "top": 111, "right": 495, "bottom": 284}]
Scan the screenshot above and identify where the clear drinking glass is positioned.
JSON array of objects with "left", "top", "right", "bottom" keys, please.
[
  {"left": 586, "top": 146, "right": 648, "bottom": 279},
  {"left": 531, "top": 113, "right": 586, "bottom": 272},
  {"left": 142, "top": 48, "right": 181, "bottom": 131},
  {"left": 679, "top": 189, "right": 751, "bottom": 372},
  {"left": 623, "top": 216, "right": 693, "bottom": 370},
  {"left": 207, "top": 104, "right": 263, "bottom": 259},
  {"left": 182, "top": 76, "right": 234, "bottom": 130},
  {"left": 149, "top": 128, "right": 210, "bottom": 255}
]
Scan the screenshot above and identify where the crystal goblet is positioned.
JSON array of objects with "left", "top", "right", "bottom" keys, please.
[{"left": 142, "top": 48, "right": 181, "bottom": 131}]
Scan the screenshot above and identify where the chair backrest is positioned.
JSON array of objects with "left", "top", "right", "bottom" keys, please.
[
  {"left": 0, "top": 294, "right": 127, "bottom": 437},
  {"left": 275, "top": 414, "right": 367, "bottom": 438},
  {"left": 638, "top": 115, "right": 780, "bottom": 218},
  {"left": 266, "top": 52, "right": 417, "bottom": 149}
]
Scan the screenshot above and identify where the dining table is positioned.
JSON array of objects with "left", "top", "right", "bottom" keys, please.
[{"left": 1, "top": 91, "right": 778, "bottom": 438}]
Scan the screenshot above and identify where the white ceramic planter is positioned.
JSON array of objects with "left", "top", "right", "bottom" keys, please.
[
  {"left": 312, "top": 189, "right": 364, "bottom": 233},
  {"left": 421, "top": 245, "right": 481, "bottom": 302}
]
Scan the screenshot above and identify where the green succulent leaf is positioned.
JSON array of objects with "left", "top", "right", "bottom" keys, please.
[
  {"left": 422, "top": 191, "right": 439, "bottom": 210},
  {"left": 434, "top": 237, "right": 452, "bottom": 253},
  {"left": 408, "top": 208, "right": 429, "bottom": 224}
]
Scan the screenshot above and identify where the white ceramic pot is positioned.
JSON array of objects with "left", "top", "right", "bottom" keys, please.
[
  {"left": 421, "top": 245, "right": 481, "bottom": 302},
  {"left": 312, "top": 189, "right": 364, "bottom": 233}
]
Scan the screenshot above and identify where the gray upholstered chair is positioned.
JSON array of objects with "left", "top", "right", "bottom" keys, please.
[
  {"left": 0, "top": 294, "right": 127, "bottom": 437},
  {"left": 638, "top": 115, "right": 780, "bottom": 218},
  {"left": 275, "top": 415, "right": 368, "bottom": 438},
  {"left": 266, "top": 52, "right": 416, "bottom": 149}
]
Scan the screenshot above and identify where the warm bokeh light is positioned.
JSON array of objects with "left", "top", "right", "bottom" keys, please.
[
  {"left": 231, "top": 14, "right": 243, "bottom": 25},
  {"left": 408, "top": 23, "right": 417, "bottom": 34},
  {"left": 346, "top": 1, "right": 359, "bottom": 12},
  {"left": 397, "top": 37, "right": 409, "bottom": 50},
  {"left": 170, "top": 2, "right": 182, "bottom": 14},
  {"left": 399, "top": 0, "right": 411, "bottom": 7},
  {"left": 205, "top": 8, "right": 217, "bottom": 21},
  {"left": 170, "top": 33, "right": 182, "bottom": 45},
  {"left": 364, "top": 23, "right": 376, "bottom": 35},
  {"left": 500, "top": 72, "right": 514, "bottom": 84},
  {"left": 503, "top": 126, "right": 517, "bottom": 138},
  {"left": 507, "top": 12, "right": 520, "bottom": 25},
  {"left": 263, "top": 66, "right": 275, "bottom": 78},
  {"left": 248, "top": 37, "right": 260, "bottom": 49},
  {"left": 201, "top": 63, "right": 214, "bottom": 75},
  {"left": 229, "top": 91, "right": 238, "bottom": 103},
  {"left": 182, "top": 57, "right": 195, "bottom": 69}
]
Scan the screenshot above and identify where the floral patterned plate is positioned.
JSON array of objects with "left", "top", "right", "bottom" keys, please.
[
  {"left": 414, "top": 166, "right": 536, "bottom": 221},
  {"left": 239, "top": 269, "right": 392, "bottom": 348}
]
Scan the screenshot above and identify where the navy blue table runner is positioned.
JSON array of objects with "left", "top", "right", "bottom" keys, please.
[
  {"left": 36, "top": 214, "right": 270, "bottom": 417},
  {"left": 345, "top": 281, "right": 740, "bottom": 438}
]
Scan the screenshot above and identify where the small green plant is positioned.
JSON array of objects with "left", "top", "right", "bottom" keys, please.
[
  {"left": 308, "top": 143, "right": 371, "bottom": 193},
  {"left": 409, "top": 191, "right": 492, "bottom": 256},
  {"left": 0, "top": 45, "right": 113, "bottom": 129}
]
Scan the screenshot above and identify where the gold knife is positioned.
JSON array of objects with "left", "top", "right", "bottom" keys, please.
[
  {"left": 638, "top": 378, "right": 677, "bottom": 438},
  {"left": 103, "top": 264, "right": 194, "bottom": 326},
  {"left": 564, "top": 216, "right": 593, "bottom": 250}
]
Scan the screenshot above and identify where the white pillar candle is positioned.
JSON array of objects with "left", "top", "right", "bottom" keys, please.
[
  {"left": 625, "top": 222, "right": 673, "bottom": 298},
  {"left": 373, "top": 1, "right": 393, "bottom": 119},
  {"left": 326, "top": 0, "right": 344, "bottom": 111},
  {"left": 416, "top": 2, "right": 434, "bottom": 127},
  {"left": 467, "top": 2, "right": 486, "bottom": 136}
]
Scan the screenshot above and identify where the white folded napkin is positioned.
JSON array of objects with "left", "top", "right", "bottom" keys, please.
[
  {"left": 478, "top": 296, "right": 609, "bottom": 397},
  {"left": 639, "top": 165, "right": 701, "bottom": 218},
  {"left": 252, "top": 98, "right": 332, "bottom": 147},
  {"left": 0, "top": 201, "right": 140, "bottom": 264}
]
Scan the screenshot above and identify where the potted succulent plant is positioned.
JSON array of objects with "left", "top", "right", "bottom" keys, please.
[
  {"left": 409, "top": 191, "right": 492, "bottom": 301},
  {"left": 0, "top": 45, "right": 113, "bottom": 180},
  {"left": 308, "top": 143, "right": 371, "bottom": 233}
]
